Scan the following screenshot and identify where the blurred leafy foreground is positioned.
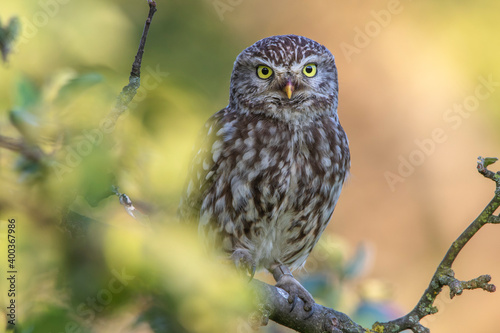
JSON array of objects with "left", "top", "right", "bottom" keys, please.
[
  {"left": 0, "top": 67, "right": 255, "bottom": 332},
  {"left": 0, "top": 23, "right": 400, "bottom": 333}
]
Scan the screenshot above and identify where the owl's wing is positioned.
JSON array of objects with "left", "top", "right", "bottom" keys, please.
[{"left": 178, "top": 109, "right": 227, "bottom": 223}]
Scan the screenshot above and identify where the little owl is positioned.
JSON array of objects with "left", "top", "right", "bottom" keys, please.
[{"left": 179, "top": 34, "right": 350, "bottom": 311}]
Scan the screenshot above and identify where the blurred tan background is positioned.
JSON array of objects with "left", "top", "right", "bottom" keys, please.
[{"left": 1, "top": 0, "right": 500, "bottom": 332}]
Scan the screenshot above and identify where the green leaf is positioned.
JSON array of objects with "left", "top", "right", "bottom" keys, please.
[
  {"left": 135, "top": 304, "right": 190, "bottom": 333},
  {"left": 5, "top": 17, "right": 20, "bottom": 43},
  {"left": 9, "top": 108, "right": 40, "bottom": 142},
  {"left": 14, "top": 155, "right": 46, "bottom": 183},
  {"left": 302, "top": 274, "right": 330, "bottom": 297},
  {"left": 343, "top": 243, "right": 370, "bottom": 279},
  {"left": 15, "top": 76, "right": 40, "bottom": 109},
  {"left": 55, "top": 72, "right": 104, "bottom": 105},
  {"left": 352, "top": 301, "right": 401, "bottom": 328},
  {"left": 21, "top": 305, "right": 79, "bottom": 333},
  {"left": 0, "top": 17, "right": 20, "bottom": 62}
]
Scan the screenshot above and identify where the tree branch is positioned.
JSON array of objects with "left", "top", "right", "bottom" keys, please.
[
  {"left": 254, "top": 156, "right": 500, "bottom": 333},
  {"left": 252, "top": 279, "right": 366, "bottom": 333},
  {"left": 0, "top": 134, "right": 45, "bottom": 161},
  {"left": 107, "top": 0, "right": 157, "bottom": 126}
]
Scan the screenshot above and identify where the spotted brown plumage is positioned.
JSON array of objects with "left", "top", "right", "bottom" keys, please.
[{"left": 178, "top": 35, "right": 350, "bottom": 311}]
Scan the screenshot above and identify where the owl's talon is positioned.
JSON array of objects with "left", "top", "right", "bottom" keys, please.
[
  {"left": 273, "top": 265, "right": 315, "bottom": 312},
  {"left": 303, "top": 307, "right": 315, "bottom": 320},
  {"left": 249, "top": 264, "right": 257, "bottom": 282},
  {"left": 231, "top": 248, "right": 256, "bottom": 280},
  {"left": 289, "top": 296, "right": 297, "bottom": 312}
]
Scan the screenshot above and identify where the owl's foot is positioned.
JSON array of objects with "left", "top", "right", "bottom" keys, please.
[
  {"left": 231, "top": 248, "right": 256, "bottom": 281},
  {"left": 272, "top": 265, "right": 315, "bottom": 312}
]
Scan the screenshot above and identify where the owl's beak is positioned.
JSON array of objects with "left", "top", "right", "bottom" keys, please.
[{"left": 283, "top": 80, "right": 295, "bottom": 99}]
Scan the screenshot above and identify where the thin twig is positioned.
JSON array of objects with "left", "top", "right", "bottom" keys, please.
[
  {"left": 131, "top": 1, "right": 157, "bottom": 78},
  {"left": 0, "top": 134, "right": 45, "bottom": 161},
  {"left": 107, "top": 0, "right": 157, "bottom": 126},
  {"left": 0, "top": 134, "right": 24, "bottom": 152}
]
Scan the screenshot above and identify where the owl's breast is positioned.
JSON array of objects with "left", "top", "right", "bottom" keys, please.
[
  {"left": 233, "top": 116, "right": 349, "bottom": 269},
  {"left": 261, "top": 118, "right": 348, "bottom": 213},
  {"left": 201, "top": 112, "right": 349, "bottom": 270},
  {"left": 221, "top": 115, "right": 349, "bottom": 215}
]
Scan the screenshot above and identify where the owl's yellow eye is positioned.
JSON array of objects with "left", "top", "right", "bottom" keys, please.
[
  {"left": 256, "top": 65, "right": 273, "bottom": 79},
  {"left": 303, "top": 64, "right": 317, "bottom": 77}
]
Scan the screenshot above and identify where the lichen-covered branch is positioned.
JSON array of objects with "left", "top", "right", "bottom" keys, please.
[
  {"left": 251, "top": 279, "right": 367, "bottom": 333},
  {"left": 255, "top": 156, "right": 500, "bottom": 333},
  {"left": 440, "top": 273, "right": 495, "bottom": 299}
]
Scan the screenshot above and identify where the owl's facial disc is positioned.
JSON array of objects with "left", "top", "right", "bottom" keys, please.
[{"left": 229, "top": 35, "right": 339, "bottom": 117}]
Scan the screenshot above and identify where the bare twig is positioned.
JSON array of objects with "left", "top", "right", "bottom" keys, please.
[
  {"left": 440, "top": 272, "right": 495, "bottom": 299},
  {"left": 0, "top": 134, "right": 25, "bottom": 152},
  {"left": 476, "top": 156, "right": 499, "bottom": 181},
  {"left": 0, "top": 134, "right": 45, "bottom": 161},
  {"left": 255, "top": 156, "right": 500, "bottom": 333},
  {"left": 107, "top": 0, "right": 157, "bottom": 126}
]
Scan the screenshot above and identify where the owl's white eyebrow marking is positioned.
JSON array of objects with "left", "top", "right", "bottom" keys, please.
[
  {"left": 300, "top": 55, "right": 323, "bottom": 65},
  {"left": 253, "top": 58, "right": 275, "bottom": 68}
]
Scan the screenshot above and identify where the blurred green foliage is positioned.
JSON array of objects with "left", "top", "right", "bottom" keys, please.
[
  {"left": 0, "top": 16, "right": 19, "bottom": 62},
  {"left": 0, "top": 1, "right": 257, "bottom": 332}
]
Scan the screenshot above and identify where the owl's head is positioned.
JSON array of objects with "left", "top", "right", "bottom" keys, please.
[{"left": 229, "top": 35, "right": 338, "bottom": 122}]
